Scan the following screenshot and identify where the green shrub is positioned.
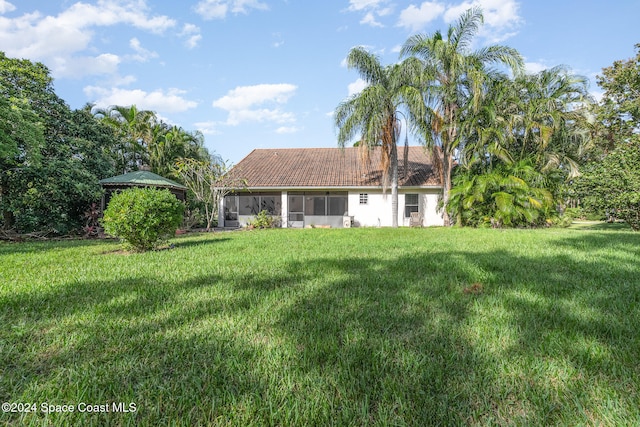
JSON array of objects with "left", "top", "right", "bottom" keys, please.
[
  {"left": 101, "top": 187, "right": 184, "bottom": 251},
  {"left": 563, "top": 207, "right": 584, "bottom": 220},
  {"left": 248, "top": 210, "right": 279, "bottom": 229}
]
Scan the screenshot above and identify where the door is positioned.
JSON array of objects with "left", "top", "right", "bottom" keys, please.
[{"left": 288, "top": 195, "right": 304, "bottom": 228}]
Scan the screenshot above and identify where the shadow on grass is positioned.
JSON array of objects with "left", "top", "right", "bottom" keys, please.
[
  {"left": 171, "top": 235, "right": 231, "bottom": 250},
  {"left": 265, "top": 245, "right": 640, "bottom": 425},
  {"left": 0, "top": 238, "right": 108, "bottom": 255},
  {"left": 569, "top": 220, "right": 632, "bottom": 231},
  {"left": 2, "top": 230, "right": 639, "bottom": 425}
]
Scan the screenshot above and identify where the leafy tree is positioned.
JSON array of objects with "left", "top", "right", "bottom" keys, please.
[
  {"left": 0, "top": 93, "right": 44, "bottom": 229},
  {"left": 335, "top": 47, "right": 419, "bottom": 227},
  {"left": 94, "top": 105, "right": 211, "bottom": 178},
  {"left": 1, "top": 52, "right": 117, "bottom": 234},
  {"left": 572, "top": 44, "right": 640, "bottom": 223},
  {"left": 174, "top": 158, "right": 246, "bottom": 231},
  {"left": 439, "top": 57, "right": 594, "bottom": 227},
  {"left": 400, "top": 7, "right": 523, "bottom": 225},
  {"left": 596, "top": 44, "right": 640, "bottom": 143},
  {"left": 575, "top": 138, "right": 640, "bottom": 230},
  {"left": 102, "top": 187, "right": 184, "bottom": 251}
]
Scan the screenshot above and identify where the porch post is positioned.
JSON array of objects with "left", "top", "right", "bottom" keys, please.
[
  {"left": 281, "top": 191, "right": 288, "bottom": 228},
  {"left": 218, "top": 197, "right": 225, "bottom": 228}
]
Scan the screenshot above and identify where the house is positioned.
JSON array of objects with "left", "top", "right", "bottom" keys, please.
[{"left": 219, "top": 146, "right": 444, "bottom": 228}]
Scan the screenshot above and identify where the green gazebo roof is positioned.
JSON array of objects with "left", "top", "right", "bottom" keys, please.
[{"left": 99, "top": 171, "right": 187, "bottom": 190}]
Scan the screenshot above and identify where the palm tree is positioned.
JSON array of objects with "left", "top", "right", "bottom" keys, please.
[
  {"left": 334, "top": 47, "right": 419, "bottom": 227},
  {"left": 448, "top": 160, "right": 554, "bottom": 227},
  {"left": 400, "top": 7, "right": 524, "bottom": 225},
  {"left": 94, "top": 105, "right": 157, "bottom": 172},
  {"left": 509, "top": 66, "right": 591, "bottom": 178},
  {"left": 150, "top": 125, "right": 210, "bottom": 178}
]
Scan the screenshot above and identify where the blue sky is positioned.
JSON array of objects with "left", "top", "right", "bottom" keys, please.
[{"left": 1, "top": 0, "right": 638, "bottom": 164}]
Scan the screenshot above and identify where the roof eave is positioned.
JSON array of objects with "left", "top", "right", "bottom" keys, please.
[{"left": 221, "top": 185, "right": 442, "bottom": 191}]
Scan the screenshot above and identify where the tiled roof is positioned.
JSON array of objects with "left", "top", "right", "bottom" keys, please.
[{"left": 230, "top": 146, "right": 441, "bottom": 188}]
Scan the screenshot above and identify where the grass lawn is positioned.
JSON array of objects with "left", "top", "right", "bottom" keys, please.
[{"left": 1, "top": 227, "right": 639, "bottom": 426}]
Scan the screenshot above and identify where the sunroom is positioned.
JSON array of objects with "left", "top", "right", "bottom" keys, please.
[{"left": 223, "top": 191, "right": 349, "bottom": 228}]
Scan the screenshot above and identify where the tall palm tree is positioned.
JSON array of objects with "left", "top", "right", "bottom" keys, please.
[
  {"left": 401, "top": 7, "right": 524, "bottom": 225},
  {"left": 335, "top": 47, "right": 419, "bottom": 227}
]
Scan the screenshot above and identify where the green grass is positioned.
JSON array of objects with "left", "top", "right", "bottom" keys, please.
[
  {"left": 569, "top": 220, "right": 632, "bottom": 231},
  {"left": 1, "top": 227, "right": 639, "bottom": 426}
]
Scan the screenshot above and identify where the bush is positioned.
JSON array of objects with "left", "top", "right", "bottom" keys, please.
[
  {"left": 248, "top": 210, "right": 279, "bottom": 229},
  {"left": 101, "top": 187, "right": 184, "bottom": 251}
]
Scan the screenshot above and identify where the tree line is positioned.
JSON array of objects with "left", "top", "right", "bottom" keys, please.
[
  {"left": 0, "top": 51, "right": 213, "bottom": 235},
  {"left": 2, "top": 8, "right": 638, "bottom": 235},
  {"left": 335, "top": 8, "right": 640, "bottom": 230}
]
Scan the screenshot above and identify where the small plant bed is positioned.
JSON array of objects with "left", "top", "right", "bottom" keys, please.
[{"left": 1, "top": 227, "right": 639, "bottom": 425}]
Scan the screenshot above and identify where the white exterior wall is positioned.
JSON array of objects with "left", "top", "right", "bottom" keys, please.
[
  {"left": 347, "top": 189, "right": 444, "bottom": 227},
  {"left": 219, "top": 188, "right": 444, "bottom": 228},
  {"left": 421, "top": 193, "right": 443, "bottom": 226},
  {"left": 348, "top": 191, "right": 387, "bottom": 227}
]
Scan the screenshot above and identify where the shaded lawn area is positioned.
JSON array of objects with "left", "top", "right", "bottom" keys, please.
[{"left": 1, "top": 227, "right": 639, "bottom": 426}]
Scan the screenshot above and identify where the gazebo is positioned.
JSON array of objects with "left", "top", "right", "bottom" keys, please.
[{"left": 99, "top": 171, "right": 187, "bottom": 210}]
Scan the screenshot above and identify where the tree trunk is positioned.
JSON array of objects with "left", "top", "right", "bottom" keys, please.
[
  {"left": 391, "top": 142, "right": 399, "bottom": 228},
  {"left": 441, "top": 154, "right": 453, "bottom": 226},
  {"left": 0, "top": 184, "right": 13, "bottom": 230},
  {"left": 442, "top": 109, "right": 457, "bottom": 227}
]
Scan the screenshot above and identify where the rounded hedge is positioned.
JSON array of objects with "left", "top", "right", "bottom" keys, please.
[{"left": 101, "top": 187, "right": 184, "bottom": 251}]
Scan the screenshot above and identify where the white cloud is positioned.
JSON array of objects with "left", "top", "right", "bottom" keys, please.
[
  {"left": 194, "top": 0, "right": 268, "bottom": 20},
  {"left": 272, "top": 32, "right": 284, "bottom": 48},
  {"left": 348, "top": 78, "right": 368, "bottom": 96},
  {"left": 53, "top": 54, "right": 121, "bottom": 79},
  {"left": 129, "top": 38, "right": 158, "bottom": 62},
  {"left": 84, "top": 86, "right": 198, "bottom": 113},
  {"left": 213, "top": 84, "right": 297, "bottom": 110},
  {"left": 0, "top": 0, "right": 176, "bottom": 78},
  {"left": 347, "top": 0, "right": 387, "bottom": 12},
  {"left": 0, "top": 0, "right": 15, "bottom": 14},
  {"left": 397, "top": 2, "right": 445, "bottom": 31},
  {"left": 194, "top": 121, "right": 221, "bottom": 135},
  {"left": 443, "top": 0, "right": 521, "bottom": 33},
  {"left": 524, "top": 61, "right": 549, "bottom": 74},
  {"left": 180, "top": 23, "right": 202, "bottom": 49},
  {"left": 396, "top": 1, "right": 521, "bottom": 43},
  {"left": 213, "top": 83, "right": 297, "bottom": 126},
  {"left": 346, "top": 0, "right": 393, "bottom": 27},
  {"left": 361, "top": 12, "right": 384, "bottom": 27},
  {"left": 185, "top": 34, "right": 202, "bottom": 49},
  {"left": 112, "top": 74, "right": 138, "bottom": 86},
  {"left": 275, "top": 126, "right": 300, "bottom": 134}
]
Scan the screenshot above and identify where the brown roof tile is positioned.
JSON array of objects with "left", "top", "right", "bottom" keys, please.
[{"left": 229, "top": 146, "right": 441, "bottom": 188}]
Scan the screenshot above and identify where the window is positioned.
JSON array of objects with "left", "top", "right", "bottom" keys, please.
[
  {"left": 239, "top": 195, "right": 260, "bottom": 215},
  {"left": 359, "top": 193, "right": 368, "bottom": 205},
  {"left": 405, "top": 194, "right": 419, "bottom": 217},
  {"left": 289, "top": 192, "right": 348, "bottom": 219},
  {"left": 328, "top": 196, "right": 347, "bottom": 216},
  {"left": 238, "top": 194, "right": 281, "bottom": 215},
  {"left": 261, "top": 196, "right": 276, "bottom": 214},
  {"left": 305, "top": 196, "right": 326, "bottom": 216}
]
